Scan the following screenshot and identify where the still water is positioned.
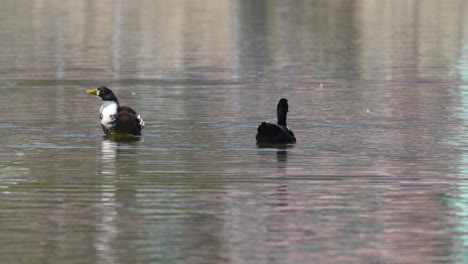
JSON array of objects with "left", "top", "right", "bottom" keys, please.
[{"left": 1, "top": 0, "right": 468, "bottom": 263}]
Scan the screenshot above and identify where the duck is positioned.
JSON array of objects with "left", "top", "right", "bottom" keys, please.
[
  {"left": 256, "top": 98, "right": 296, "bottom": 144},
  {"left": 87, "top": 86, "right": 145, "bottom": 136}
]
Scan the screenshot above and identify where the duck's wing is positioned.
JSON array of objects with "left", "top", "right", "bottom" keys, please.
[
  {"left": 287, "top": 129, "right": 296, "bottom": 143},
  {"left": 257, "top": 122, "right": 285, "bottom": 137},
  {"left": 116, "top": 106, "right": 144, "bottom": 135},
  {"left": 256, "top": 122, "right": 296, "bottom": 143}
]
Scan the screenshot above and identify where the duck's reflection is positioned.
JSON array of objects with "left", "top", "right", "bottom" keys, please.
[
  {"left": 257, "top": 143, "right": 293, "bottom": 171},
  {"left": 256, "top": 144, "right": 292, "bottom": 207},
  {"left": 103, "top": 134, "right": 142, "bottom": 143},
  {"left": 100, "top": 136, "right": 141, "bottom": 175},
  {"left": 263, "top": 147, "right": 292, "bottom": 250},
  {"left": 274, "top": 149, "right": 289, "bottom": 207},
  {"left": 276, "top": 150, "right": 288, "bottom": 169},
  {"left": 95, "top": 137, "right": 140, "bottom": 263},
  {"left": 100, "top": 139, "right": 117, "bottom": 175}
]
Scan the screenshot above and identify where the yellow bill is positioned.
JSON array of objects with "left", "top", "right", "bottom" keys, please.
[{"left": 87, "top": 89, "right": 98, "bottom": 95}]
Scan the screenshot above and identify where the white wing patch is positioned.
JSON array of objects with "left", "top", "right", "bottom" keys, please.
[{"left": 136, "top": 114, "right": 145, "bottom": 128}]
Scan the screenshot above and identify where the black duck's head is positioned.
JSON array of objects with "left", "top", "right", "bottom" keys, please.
[
  {"left": 87, "top": 86, "right": 118, "bottom": 102},
  {"left": 277, "top": 98, "right": 289, "bottom": 114},
  {"left": 276, "top": 98, "right": 290, "bottom": 126}
]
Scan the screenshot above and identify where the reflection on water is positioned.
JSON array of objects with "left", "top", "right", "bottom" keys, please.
[
  {"left": 101, "top": 139, "right": 117, "bottom": 175},
  {"left": 276, "top": 150, "right": 288, "bottom": 168},
  {"left": 1, "top": 0, "right": 468, "bottom": 263}
]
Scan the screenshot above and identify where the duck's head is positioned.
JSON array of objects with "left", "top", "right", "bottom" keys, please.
[
  {"left": 276, "top": 98, "right": 289, "bottom": 126},
  {"left": 277, "top": 98, "right": 289, "bottom": 114},
  {"left": 87, "top": 86, "right": 118, "bottom": 102}
]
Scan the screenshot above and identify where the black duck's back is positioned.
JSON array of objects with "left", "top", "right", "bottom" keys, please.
[{"left": 256, "top": 122, "right": 296, "bottom": 144}]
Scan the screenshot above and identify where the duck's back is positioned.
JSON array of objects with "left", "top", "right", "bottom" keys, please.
[
  {"left": 256, "top": 122, "right": 296, "bottom": 144},
  {"left": 114, "top": 106, "right": 143, "bottom": 136}
]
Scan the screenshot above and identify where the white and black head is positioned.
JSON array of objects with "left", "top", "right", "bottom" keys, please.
[{"left": 87, "top": 86, "right": 119, "bottom": 103}]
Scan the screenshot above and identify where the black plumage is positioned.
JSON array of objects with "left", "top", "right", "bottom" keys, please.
[{"left": 256, "top": 98, "right": 296, "bottom": 144}]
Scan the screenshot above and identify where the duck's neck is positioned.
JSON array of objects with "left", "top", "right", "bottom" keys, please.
[
  {"left": 100, "top": 100, "right": 118, "bottom": 113},
  {"left": 277, "top": 110, "right": 287, "bottom": 127},
  {"left": 100, "top": 101, "right": 119, "bottom": 127}
]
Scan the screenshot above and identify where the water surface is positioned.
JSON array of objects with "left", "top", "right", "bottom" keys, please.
[{"left": 1, "top": 1, "right": 468, "bottom": 263}]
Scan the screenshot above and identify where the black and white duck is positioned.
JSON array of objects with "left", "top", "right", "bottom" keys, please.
[{"left": 87, "top": 86, "right": 145, "bottom": 136}]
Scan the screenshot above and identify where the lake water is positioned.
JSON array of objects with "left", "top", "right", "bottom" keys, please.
[{"left": 1, "top": 1, "right": 468, "bottom": 263}]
